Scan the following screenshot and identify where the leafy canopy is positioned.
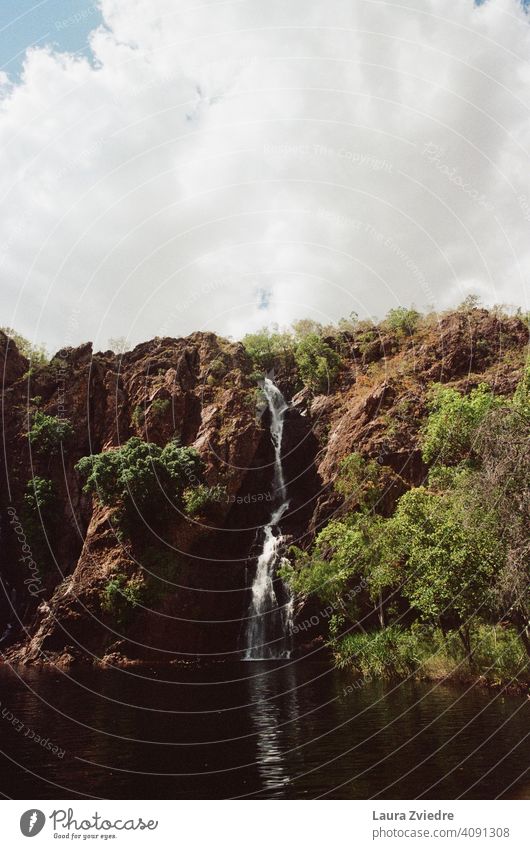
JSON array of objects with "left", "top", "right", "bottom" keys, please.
[
  {"left": 382, "top": 306, "right": 421, "bottom": 337},
  {"left": 76, "top": 437, "right": 204, "bottom": 515},
  {"left": 28, "top": 412, "right": 74, "bottom": 455},
  {"left": 294, "top": 333, "right": 341, "bottom": 393},
  {"left": 421, "top": 382, "right": 501, "bottom": 466},
  {"left": 389, "top": 485, "right": 502, "bottom": 627},
  {"left": 1, "top": 326, "right": 48, "bottom": 365}
]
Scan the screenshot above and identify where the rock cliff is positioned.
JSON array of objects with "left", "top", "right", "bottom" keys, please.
[{"left": 1, "top": 307, "right": 527, "bottom": 665}]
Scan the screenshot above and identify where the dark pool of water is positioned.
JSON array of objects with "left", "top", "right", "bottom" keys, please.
[{"left": 0, "top": 661, "right": 528, "bottom": 799}]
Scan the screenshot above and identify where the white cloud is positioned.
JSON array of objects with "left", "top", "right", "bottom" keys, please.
[{"left": 1, "top": 0, "right": 529, "bottom": 353}]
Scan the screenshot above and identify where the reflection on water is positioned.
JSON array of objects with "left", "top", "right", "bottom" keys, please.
[
  {"left": 247, "top": 662, "right": 300, "bottom": 794},
  {"left": 0, "top": 660, "right": 528, "bottom": 799}
]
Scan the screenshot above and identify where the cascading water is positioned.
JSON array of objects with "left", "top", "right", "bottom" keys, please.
[{"left": 244, "top": 378, "right": 294, "bottom": 660}]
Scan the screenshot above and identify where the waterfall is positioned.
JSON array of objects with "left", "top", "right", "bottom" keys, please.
[{"left": 244, "top": 378, "right": 294, "bottom": 660}]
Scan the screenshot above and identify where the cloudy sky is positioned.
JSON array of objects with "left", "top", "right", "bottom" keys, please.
[{"left": 1, "top": 0, "right": 529, "bottom": 354}]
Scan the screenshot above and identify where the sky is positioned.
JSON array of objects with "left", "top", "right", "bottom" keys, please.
[{"left": 1, "top": 0, "right": 529, "bottom": 354}]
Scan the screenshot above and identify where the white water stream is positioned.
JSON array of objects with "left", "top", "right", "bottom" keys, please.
[{"left": 244, "top": 379, "right": 294, "bottom": 660}]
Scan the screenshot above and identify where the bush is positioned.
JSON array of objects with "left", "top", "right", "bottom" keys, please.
[
  {"left": 242, "top": 328, "right": 294, "bottom": 372},
  {"left": 335, "top": 625, "right": 425, "bottom": 678},
  {"left": 291, "top": 318, "right": 324, "bottom": 339},
  {"left": 183, "top": 484, "right": 227, "bottom": 516},
  {"left": 473, "top": 625, "right": 529, "bottom": 685},
  {"left": 1, "top": 327, "right": 48, "bottom": 365},
  {"left": 335, "top": 452, "right": 385, "bottom": 509},
  {"left": 421, "top": 383, "right": 501, "bottom": 466},
  {"left": 28, "top": 412, "right": 74, "bottom": 455},
  {"left": 101, "top": 573, "right": 146, "bottom": 626},
  {"left": 130, "top": 405, "right": 145, "bottom": 429},
  {"left": 150, "top": 398, "right": 170, "bottom": 418},
  {"left": 76, "top": 437, "right": 204, "bottom": 518},
  {"left": 294, "top": 333, "right": 341, "bottom": 393},
  {"left": 23, "top": 476, "right": 55, "bottom": 513},
  {"left": 382, "top": 306, "right": 421, "bottom": 337},
  {"left": 19, "top": 477, "right": 57, "bottom": 574}
]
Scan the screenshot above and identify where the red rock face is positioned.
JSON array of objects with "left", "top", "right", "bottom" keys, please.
[{"left": 0, "top": 310, "right": 528, "bottom": 665}]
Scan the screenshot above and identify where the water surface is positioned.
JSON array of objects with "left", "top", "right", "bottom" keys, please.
[{"left": 0, "top": 661, "right": 528, "bottom": 799}]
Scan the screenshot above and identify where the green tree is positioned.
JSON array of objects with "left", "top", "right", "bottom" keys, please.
[
  {"left": 1, "top": 326, "right": 48, "bottom": 365},
  {"left": 383, "top": 306, "right": 421, "bottom": 337},
  {"left": 291, "top": 318, "right": 324, "bottom": 339},
  {"left": 421, "top": 383, "right": 501, "bottom": 466},
  {"left": 242, "top": 327, "right": 294, "bottom": 372},
  {"left": 294, "top": 333, "right": 341, "bottom": 393},
  {"left": 76, "top": 437, "right": 205, "bottom": 519},
  {"left": 335, "top": 453, "right": 385, "bottom": 510},
  {"left": 389, "top": 485, "right": 502, "bottom": 656},
  {"left": 28, "top": 412, "right": 74, "bottom": 455}
]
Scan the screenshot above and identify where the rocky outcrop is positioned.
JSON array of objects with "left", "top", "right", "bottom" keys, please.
[{"left": 1, "top": 309, "right": 528, "bottom": 665}]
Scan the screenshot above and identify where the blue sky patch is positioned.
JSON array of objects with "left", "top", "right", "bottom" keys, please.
[{"left": 0, "top": 0, "right": 101, "bottom": 79}]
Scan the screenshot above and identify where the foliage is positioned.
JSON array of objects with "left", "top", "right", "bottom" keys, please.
[
  {"left": 281, "top": 511, "right": 390, "bottom": 615},
  {"left": 335, "top": 625, "right": 425, "bottom": 677},
  {"left": 130, "top": 405, "right": 145, "bottom": 429},
  {"left": 389, "top": 486, "right": 502, "bottom": 642},
  {"left": 382, "top": 306, "right": 421, "bottom": 338},
  {"left": 183, "top": 484, "right": 227, "bottom": 516},
  {"left": 101, "top": 573, "right": 146, "bottom": 626},
  {"left": 457, "top": 294, "right": 482, "bottom": 312},
  {"left": 19, "top": 477, "right": 57, "bottom": 573},
  {"left": 150, "top": 398, "right": 170, "bottom": 418},
  {"left": 421, "top": 383, "right": 501, "bottom": 466},
  {"left": 1, "top": 326, "right": 48, "bottom": 365},
  {"left": 241, "top": 328, "right": 295, "bottom": 371},
  {"left": 294, "top": 333, "right": 341, "bottom": 393},
  {"left": 28, "top": 412, "right": 74, "bottom": 455},
  {"left": 335, "top": 624, "right": 529, "bottom": 684},
  {"left": 335, "top": 453, "right": 385, "bottom": 510},
  {"left": 76, "top": 437, "right": 204, "bottom": 518},
  {"left": 23, "top": 476, "right": 56, "bottom": 513},
  {"left": 276, "top": 320, "right": 530, "bottom": 680},
  {"left": 291, "top": 318, "right": 324, "bottom": 339}
]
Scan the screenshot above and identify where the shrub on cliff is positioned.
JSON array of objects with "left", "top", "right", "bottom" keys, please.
[
  {"left": 101, "top": 573, "right": 146, "bottom": 626},
  {"left": 183, "top": 484, "right": 226, "bottom": 517},
  {"left": 76, "top": 437, "right": 205, "bottom": 519},
  {"left": 242, "top": 328, "right": 294, "bottom": 372},
  {"left": 28, "top": 411, "right": 74, "bottom": 455},
  {"left": 0, "top": 326, "right": 48, "bottom": 365},
  {"left": 421, "top": 383, "right": 501, "bottom": 466},
  {"left": 381, "top": 306, "right": 421, "bottom": 338},
  {"left": 20, "top": 476, "right": 57, "bottom": 574},
  {"left": 294, "top": 333, "right": 341, "bottom": 393}
]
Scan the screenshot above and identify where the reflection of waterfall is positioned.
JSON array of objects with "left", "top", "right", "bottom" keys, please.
[
  {"left": 244, "top": 379, "right": 294, "bottom": 660},
  {"left": 246, "top": 662, "right": 300, "bottom": 795}
]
